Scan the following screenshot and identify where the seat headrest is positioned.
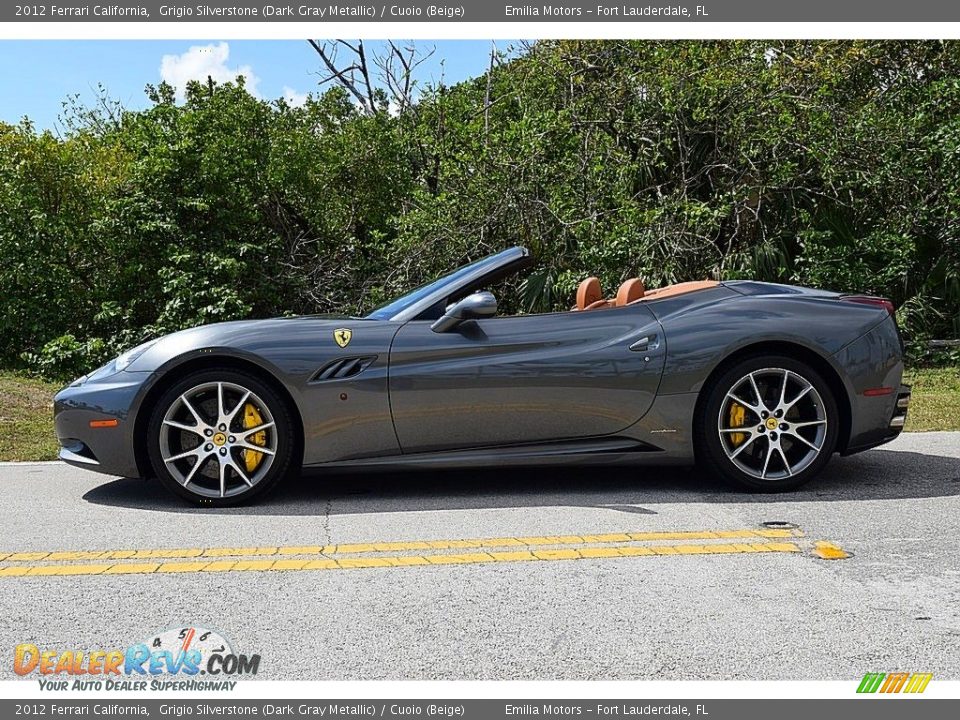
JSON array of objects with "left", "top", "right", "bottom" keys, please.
[
  {"left": 576, "top": 277, "right": 603, "bottom": 311},
  {"left": 616, "top": 278, "right": 645, "bottom": 306}
]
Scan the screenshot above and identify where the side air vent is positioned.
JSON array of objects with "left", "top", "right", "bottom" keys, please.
[{"left": 309, "top": 356, "right": 377, "bottom": 383}]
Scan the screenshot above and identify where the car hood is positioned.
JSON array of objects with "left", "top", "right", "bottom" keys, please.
[{"left": 126, "top": 315, "right": 381, "bottom": 373}]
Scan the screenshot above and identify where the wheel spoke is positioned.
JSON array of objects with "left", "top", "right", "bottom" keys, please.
[
  {"left": 776, "top": 445, "right": 793, "bottom": 476},
  {"left": 728, "top": 432, "right": 762, "bottom": 460},
  {"left": 784, "top": 383, "right": 813, "bottom": 412},
  {"left": 218, "top": 459, "right": 227, "bottom": 498},
  {"left": 164, "top": 447, "right": 202, "bottom": 463},
  {"left": 182, "top": 455, "right": 208, "bottom": 487},
  {"left": 180, "top": 394, "right": 206, "bottom": 426},
  {"left": 747, "top": 372, "right": 767, "bottom": 412},
  {"left": 760, "top": 442, "right": 775, "bottom": 478},
  {"left": 786, "top": 430, "right": 821, "bottom": 452},
  {"left": 790, "top": 420, "right": 827, "bottom": 430},
  {"left": 217, "top": 382, "right": 226, "bottom": 420},
  {"left": 228, "top": 457, "right": 253, "bottom": 487},
  {"left": 241, "top": 421, "right": 275, "bottom": 437},
  {"left": 227, "top": 390, "right": 252, "bottom": 423},
  {"left": 726, "top": 392, "right": 761, "bottom": 415},
  {"left": 163, "top": 419, "right": 204, "bottom": 436},
  {"left": 237, "top": 441, "right": 275, "bottom": 456},
  {"left": 777, "top": 369, "right": 790, "bottom": 409}
]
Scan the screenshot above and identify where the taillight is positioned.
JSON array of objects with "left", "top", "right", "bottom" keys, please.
[{"left": 841, "top": 295, "right": 896, "bottom": 317}]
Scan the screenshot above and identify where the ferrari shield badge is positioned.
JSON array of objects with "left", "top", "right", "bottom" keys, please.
[{"left": 334, "top": 328, "right": 353, "bottom": 348}]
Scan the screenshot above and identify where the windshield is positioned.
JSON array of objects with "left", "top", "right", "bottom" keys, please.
[{"left": 365, "top": 249, "right": 519, "bottom": 321}]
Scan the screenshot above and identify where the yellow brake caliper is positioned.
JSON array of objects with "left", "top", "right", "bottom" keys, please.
[
  {"left": 243, "top": 403, "right": 267, "bottom": 473},
  {"left": 728, "top": 402, "right": 747, "bottom": 446}
]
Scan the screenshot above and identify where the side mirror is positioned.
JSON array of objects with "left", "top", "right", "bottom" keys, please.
[{"left": 431, "top": 291, "right": 498, "bottom": 333}]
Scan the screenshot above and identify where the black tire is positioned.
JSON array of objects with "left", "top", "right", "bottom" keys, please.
[
  {"left": 695, "top": 354, "right": 840, "bottom": 492},
  {"left": 147, "top": 368, "right": 296, "bottom": 506}
]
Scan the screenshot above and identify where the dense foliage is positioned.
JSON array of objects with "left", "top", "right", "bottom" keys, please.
[{"left": 2, "top": 40, "right": 959, "bottom": 378}]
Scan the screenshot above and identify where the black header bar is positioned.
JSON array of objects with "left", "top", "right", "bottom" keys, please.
[{"left": 6, "top": 1, "right": 960, "bottom": 23}]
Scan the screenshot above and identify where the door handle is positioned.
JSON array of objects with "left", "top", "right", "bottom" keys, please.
[{"left": 629, "top": 334, "right": 659, "bottom": 352}]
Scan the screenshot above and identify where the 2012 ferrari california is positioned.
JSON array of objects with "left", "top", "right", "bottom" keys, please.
[{"left": 54, "top": 246, "right": 910, "bottom": 505}]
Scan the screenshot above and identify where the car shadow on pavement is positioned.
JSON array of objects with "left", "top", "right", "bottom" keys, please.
[{"left": 80, "top": 446, "right": 960, "bottom": 516}]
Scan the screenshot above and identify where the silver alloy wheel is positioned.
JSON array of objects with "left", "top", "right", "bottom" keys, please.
[
  {"left": 158, "top": 381, "right": 277, "bottom": 498},
  {"left": 717, "top": 367, "right": 827, "bottom": 480}
]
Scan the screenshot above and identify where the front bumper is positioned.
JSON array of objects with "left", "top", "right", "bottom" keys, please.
[{"left": 53, "top": 371, "right": 154, "bottom": 478}]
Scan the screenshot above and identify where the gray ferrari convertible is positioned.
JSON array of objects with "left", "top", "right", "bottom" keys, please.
[{"left": 54, "top": 246, "right": 910, "bottom": 505}]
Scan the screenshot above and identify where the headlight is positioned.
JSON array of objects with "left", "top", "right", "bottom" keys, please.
[
  {"left": 114, "top": 339, "right": 159, "bottom": 372},
  {"left": 86, "top": 340, "right": 159, "bottom": 382}
]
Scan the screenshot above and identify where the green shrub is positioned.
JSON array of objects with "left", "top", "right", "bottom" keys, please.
[{"left": 2, "top": 40, "right": 959, "bottom": 379}]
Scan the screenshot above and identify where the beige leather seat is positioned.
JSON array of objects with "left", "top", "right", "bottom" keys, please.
[
  {"left": 575, "top": 277, "right": 610, "bottom": 311},
  {"left": 616, "top": 278, "right": 645, "bottom": 306},
  {"left": 576, "top": 277, "right": 717, "bottom": 312}
]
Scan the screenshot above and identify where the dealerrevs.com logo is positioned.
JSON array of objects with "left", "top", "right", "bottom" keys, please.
[
  {"left": 14, "top": 626, "right": 260, "bottom": 691},
  {"left": 857, "top": 672, "right": 933, "bottom": 694}
]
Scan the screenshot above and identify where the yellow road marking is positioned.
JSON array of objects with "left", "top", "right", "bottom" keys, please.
[
  {"left": 276, "top": 545, "right": 326, "bottom": 555},
  {"left": 203, "top": 546, "right": 278, "bottom": 557},
  {"left": 102, "top": 563, "right": 159, "bottom": 575},
  {"left": 0, "top": 528, "right": 803, "bottom": 564},
  {"left": 578, "top": 547, "right": 622, "bottom": 559},
  {"left": 0, "top": 541, "right": 808, "bottom": 578},
  {"left": 231, "top": 560, "right": 275, "bottom": 571},
  {"left": 4, "top": 552, "right": 50, "bottom": 562},
  {"left": 26, "top": 564, "right": 112, "bottom": 576},
  {"left": 811, "top": 540, "right": 853, "bottom": 560},
  {"left": 157, "top": 562, "right": 209, "bottom": 573},
  {"left": 489, "top": 551, "right": 536, "bottom": 562},
  {"left": 0, "top": 526, "right": 847, "bottom": 579},
  {"left": 0, "top": 566, "right": 30, "bottom": 577}
]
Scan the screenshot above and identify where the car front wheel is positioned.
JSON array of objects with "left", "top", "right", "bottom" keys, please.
[
  {"left": 696, "top": 355, "right": 839, "bottom": 492},
  {"left": 146, "top": 369, "right": 295, "bottom": 506}
]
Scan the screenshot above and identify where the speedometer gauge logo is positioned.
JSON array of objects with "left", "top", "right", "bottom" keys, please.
[{"left": 143, "top": 626, "right": 233, "bottom": 661}]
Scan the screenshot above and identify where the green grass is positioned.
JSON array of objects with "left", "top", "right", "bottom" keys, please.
[
  {"left": 0, "top": 372, "right": 61, "bottom": 461},
  {"left": 0, "top": 367, "right": 957, "bottom": 462},
  {"left": 903, "top": 366, "right": 960, "bottom": 432}
]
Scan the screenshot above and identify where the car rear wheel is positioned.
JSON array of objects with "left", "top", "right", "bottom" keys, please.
[
  {"left": 147, "top": 369, "right": 295, "bottom": 506},
  {"left": 696, "top": 355, "right": 839, "bottom": 492}
]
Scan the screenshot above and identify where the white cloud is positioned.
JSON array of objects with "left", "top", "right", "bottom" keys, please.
[
  {"left": 282, "top": 86, "right": 309, "bottom": 108},
  {"left": 160, "top": 42, "right": 260, "bottom": 101}
]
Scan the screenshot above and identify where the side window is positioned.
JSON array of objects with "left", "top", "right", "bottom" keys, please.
[
  {"left": 484, "top": 274, "right": 527, "bottom": 316},
  {"left": 410, "top": 259, "right": 538, "bottom": 321},
  {"left": 417, "top": 300, "right": 446, "bottom": 321}
]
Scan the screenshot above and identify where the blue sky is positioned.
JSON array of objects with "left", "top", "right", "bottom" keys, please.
[{"left": 0, "top": 40, "right": 522, "bottom": 132}]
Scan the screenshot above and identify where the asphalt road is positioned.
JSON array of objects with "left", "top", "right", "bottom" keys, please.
[{"left": 0, "top": 431, "right": 958, "bottom": 681}]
